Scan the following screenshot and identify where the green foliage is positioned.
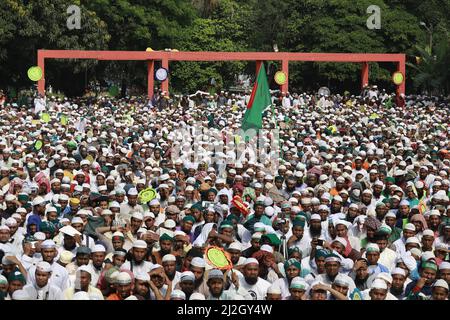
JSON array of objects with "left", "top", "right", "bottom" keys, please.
[{"left": 0, "top": 0, "right": 448, "bottom": 95}]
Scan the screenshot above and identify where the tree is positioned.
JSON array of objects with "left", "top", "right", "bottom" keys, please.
[{"left": 0, "top": 0, "right": 110, "bottom": 94}]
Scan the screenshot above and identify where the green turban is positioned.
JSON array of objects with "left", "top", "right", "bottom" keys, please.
[
  {"left": 261, "top": 234, "right": 281, "bottom": 246},
  {"left": 8, "top": 272, "right": 26, "bottom": 284},
  {"left": 292, "top": 217, "right": 306, "bottom": 228},
  {"left": 39, "top": 221, "right": 56, "bottom": 236},
  {"left": 183, "top": 215, "right": 196, "bottom": 224},
  {"left": 284, "top": 258, "right": 302, "bottom": 271},
  {"left": 315, "top": 249, "right": 330, "bottom": 259},
  {"left": 160, "top": 233, "right": 174, "bottom": 242},
  {"left": 191, "top": 202, "right": 204, "bottom": 211}
]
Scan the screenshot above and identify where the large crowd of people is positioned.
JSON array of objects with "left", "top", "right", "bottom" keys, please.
[{"left": 0, "top": 86, "right": 448, "bottom": 300}]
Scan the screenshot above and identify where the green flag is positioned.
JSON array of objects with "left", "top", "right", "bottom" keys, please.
[{"left": 242, "top": 64, "right": 272, "bottom": 131}]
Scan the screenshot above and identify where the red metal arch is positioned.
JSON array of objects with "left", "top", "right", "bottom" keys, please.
[{"left": 37, "top": 50, "right": 405, "bottom": 97}]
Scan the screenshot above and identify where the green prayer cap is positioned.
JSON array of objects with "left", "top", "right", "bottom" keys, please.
[
  {"left": 284, "top": 258, "right": 301, "bottom": 271},
  {"left": 160, "top": 233, "right": 174, "bottom": 242},
  {"left": 18, "top": 194, "right": 29, "bottom": 202},
  {"left": 315, "top": 249, "right": 329, "bottom": 259},
  {"left": 292, "top": 218, "right": 305, "bottom": 228},
  {"left": 261, "top": 233, "right": 281, "bottom": 246},
  {"left": 421, "top": 261, "right": 438, "bottom": 272},
  {"left": 191, "top": 202, "right": 204, "bottom": 211},
  {"left": 8, "top": 271, "right": 26, "bottom": 284},
  {"left": 39, "top": 221, "right": 56, "bottom": 235},
  {"left": 220, "top": 222, "right": 233, "bottom": 230},
  {"left": 385, "top": 177, "right": 395, "bottom": 183},
  {"left": 183, "top": 215, "right": 196, "bottom": 224}
]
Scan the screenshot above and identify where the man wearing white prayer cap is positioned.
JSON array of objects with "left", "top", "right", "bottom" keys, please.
[
  {"left": 162, "top": 254, "right": 181, "bottom": 289},
  {"left": 121, "top": 240, "right": 153, "bottom": 277},
  {"left": 23, "top": 261, "right": 64, "bottom": 300},
  {"left": 85, "top": 244, "right": 106, "bottom": 287},
  {"left": 26, "top": 240, "right": 69, "bottom": 292},
  {"left": 390, "top": 267, "right": 408, "bottom": 300},
  {"left": 368, "top": 278, "right": 388, "bottom": 300},
  {"left": 118, "top": 187, "right": 144, "bottom": 223},
  {"left": 63, "top": 265, "right": 104, "bottom": 300},
  {"left": 106, "top": 272, "right": 134, "bottom": 300},
  {"left": 229, "top": 258, "right": 271, "bottom": 300}
]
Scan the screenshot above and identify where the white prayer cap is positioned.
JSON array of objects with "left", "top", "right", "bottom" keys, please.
[
  {"left": 260, "top": 244, "right": 273, "bottom": 253},
  {"left": 439, "top": 262, "right": 450, "bottom": 270},
  {"left": 36, "top": 261, "right": 52, "bottom": 273},
  {"left": 170, "top": 289, "right": 186, "bottom": 300},
  {"left": 162, "top": 254, "right": 176, "bottom": 263},
  {"left": 252, "top": 232, "right": 262, "bottom": 240},
  {"left": 131, "top": 211, "right": 144, "bottom": 221},
  {"left": 391, "top": 267, "right": 406, "bottom": 277},
  {"left": 405, "top": 237, "right": 420, "bottom": 246},
  {"left": 164, "top": 219, "right": 176, "bottom": 229},
  {"left": 5, "top": 194, "right": 17, "bottom": 202},
  {"left": 143, "top": 211, "right": 155, "bottom": 220},
  {"left": 71, "top": 217, "right": 84, "bottom": 225},
  {"left": 371, "top": 279, "right": 387, "bottom": 290},
  {"left": 133, "top": 240, "right": 147, "bottom": 249},
  {"left": 433, "top": 279, "right": 449, "bottom": 291},
  {"left": 101, "top": 209, "right": 113, "bottom": 216},
  {"left": 73, "top": 291, "right": 91, "bottom": 300},
  {"left": 245, "top": 258, "right": 259, "bottom": 266},
  {"left": 59, "top": 194, "right": 69, "bottom": 201},
  {"left": 5, "top": 217, "right": 17, "bottom": 227},
  {"left": 290, "top": 277, "right": 309, "bottom": 290},
  {"left": 189, "top": 293, "right": 206, "bottom": 300},
  {"left": 92, "top": 244, "right": 106, "bottom": 253},
  {"left": 149, "top": 199, "right": 160, "bottom": 206},
  {"left": 228, "top": 242, "right": 242, "bottom": 252},
  {"left": 32, "top": 196, "right": 46, "bottom": 206},
  {"left": 77, "top": 265, "right": 92, "bottom": 275},
  {"left": 422, "top": 229, "right": 435, "bottom": 237},
  {"left": 403, "top": 223, "right": 416, "bottom": 231},
  {"left": 310, "top": 214, "right": 321, "bottom": 221},
  {"left": 41, "top": 239, "right": 57, "bottom": 249},
  {"left": 333, "top": 237, "right": 348, "bottom": 248},
  {"left": 180, "top": 271, "right": 195, "bottom": 282},
  {"left": 264, "top": 207, "right": 275, "bottom": 217},
  {"left": 135, "top": 272, "right": 150, "bottom": 282},
  {"left": 385, "top": 211, "right": 397, "bottom": 219},
  {"left": 59, "top": 225, "right": 82, "bottom": 237},
  {"left": 115, "top": 272, "right": 132, "bottom": 284},
  {"left": 267, "top": 284, "right": 282, "bottom": 295},
  {"left": 34, "top": 232, "right": 46, "bottom": 241},
  {"left": 376, "top": 272, "right": 393, "bottom": 284},
  {"left": 127, "top": 188, "right": 138, "bottom": 196},
  {"left": 429, "top": 210, "right": 441, "bottom": 217},
  {"left": 109, "top": 201, "right": 121, "bottom": 208},
  {"left": 190, "top": 257, "right": 206, "bottom": 268}
]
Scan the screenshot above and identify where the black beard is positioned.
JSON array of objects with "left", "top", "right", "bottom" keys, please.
[
  {"left": 160, "top": 248, "right": 171, "bottom": 256},
  {"left": 310, "top": 227, "right": 322, "bottom": 238},
  {"left": 390, "top": 287, "right": 403, "bottom": 296},
  {"left": 245, "top": 276, "right": 258, "bottom": 285}
]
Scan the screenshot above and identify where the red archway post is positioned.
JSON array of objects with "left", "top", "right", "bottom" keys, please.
[
  {"left": 281, "top": 59, "right": 289, "bottom": 93},
  {"left": 147, "top": 60, "right": 154, "bottom": 98},
  {"left": 397, "top": 55, "right": 406, "bottom": 95},
  {"left": 361, "top": 62, "right": 369, "bottom": 89},
  {"left": 161, "top": 57, "right": 169, "bottom": 93},
  {"left": 37, "top": 50, "right": 45, "bottom": 95}
]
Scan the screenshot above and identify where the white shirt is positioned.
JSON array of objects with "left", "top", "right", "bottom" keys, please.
[
  {"left": 122, "top": 260, "right": 154, "bottom": 277},
  {"left": 23, "top": 283, "right": 64, "bottom": 300},
  {"left": 236, "top": 277, "right": 271, "bottom": 300},
  {"left": 27, "top": 262, "right": 69, "bottom": 292}
]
